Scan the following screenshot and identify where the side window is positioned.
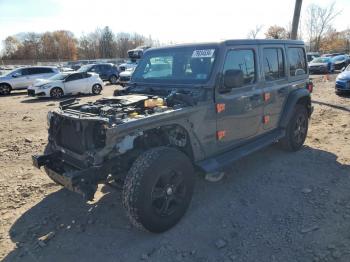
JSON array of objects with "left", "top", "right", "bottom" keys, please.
[
  {"left": 288, "top": 47, "right": 307, "bottom": 76},
  {"left": 66, "top": 73, "right": 82, "bottom": 82},
  {"left": 263, "top": 48, "right": 285, "bottom": 81},
  {"left": 27, "top": 68, "right": 39, "bottom": 75},
  {"left": 40, "top": 68, "right": 54, "bottom": 74},
  {"left": 223, "top": 49, "right": 256, "bottom": 87}
]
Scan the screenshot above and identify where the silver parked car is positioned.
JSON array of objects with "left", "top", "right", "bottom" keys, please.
[{"left": 0, "top": 66, "right": 59, "bottom": 95}]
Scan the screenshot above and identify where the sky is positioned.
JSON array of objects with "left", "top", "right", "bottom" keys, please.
[{"left": 0, "top": 0, "right": 349, "bottom": 48}]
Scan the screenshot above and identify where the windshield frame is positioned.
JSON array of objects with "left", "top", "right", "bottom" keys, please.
[{"left": 131, "top": 46, "right": 218, "bottom": 85}]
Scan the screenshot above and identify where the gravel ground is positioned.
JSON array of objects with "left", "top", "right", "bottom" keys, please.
[{"left": 0, "top": 76, "right": 349, "bottom": 262}]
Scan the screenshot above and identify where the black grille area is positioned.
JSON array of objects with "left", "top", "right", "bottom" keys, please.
[
  {"left": 28, "top": 89, "right": 35, "bottom": 96},
  {"left": 52, "top": 117, "right": 105, "bottom": 154}
]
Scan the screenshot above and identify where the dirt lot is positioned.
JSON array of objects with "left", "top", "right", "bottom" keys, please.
[{"left": 0, "top": 77, "right": 349, "bottom": 262}]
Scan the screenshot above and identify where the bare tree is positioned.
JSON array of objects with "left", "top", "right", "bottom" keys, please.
[
  {"left": 265, "top": 25, "right": 289, "bottom": 39},
  {"left": 304, "top": 2, "right": 341, "bottom": 51},
  {"left": 247, "top": 25, "right": 263, "bottom": 39}
]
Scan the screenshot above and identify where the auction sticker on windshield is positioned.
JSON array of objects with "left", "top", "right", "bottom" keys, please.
[{"left": 192, "top": 49, "right": 215, "bottom": 58}]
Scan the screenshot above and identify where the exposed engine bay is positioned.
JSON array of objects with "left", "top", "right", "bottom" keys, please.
[{"left": 58, "top": 91, "right": 195, "bottom": 125}]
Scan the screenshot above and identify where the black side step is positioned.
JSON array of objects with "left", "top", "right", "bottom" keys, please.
[{"left": 197, "top": 129, "right": 285, "bottom": 173}]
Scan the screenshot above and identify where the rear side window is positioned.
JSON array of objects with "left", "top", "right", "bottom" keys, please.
[
  {"left": 288, "top": 47, "right": 307, "bottom": 76},
  {"left": 223, "top": 49, "right": 256, "bottom": 86},
  {"left": 263, "top": 48, "right": 285, "bottom": 81},
  {"left": 27, "top": 67, "right": 54, "bottom": 75}
]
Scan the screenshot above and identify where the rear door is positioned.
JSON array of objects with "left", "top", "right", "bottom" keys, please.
[
  {"left": 99, "top": 65, "right": 110, "bottom": 80},
  {"left": 260, "top": 45, "right": 289, "bottom": 130},
  {"left": 215, "top": 47, "right": 264, "bottom": 152},
  {"left": 10, "top": 68, "right": 31, "bottom": 89}
]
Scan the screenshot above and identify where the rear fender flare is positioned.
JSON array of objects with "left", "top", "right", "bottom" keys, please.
[{"left": 279, "top": 88, "right": 311, "bottom": 128}]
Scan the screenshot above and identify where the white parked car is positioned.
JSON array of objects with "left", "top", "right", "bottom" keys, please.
[
  {"left": 0, "top": 66, "right": 59, "bottom": 95},
  {"left": 27, "top": 72, "right": 103, "bottom": 98}
]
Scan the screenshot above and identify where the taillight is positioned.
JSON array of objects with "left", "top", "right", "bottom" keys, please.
[{"left": 306, "top": 81, "right": 313, "bottom": 93}]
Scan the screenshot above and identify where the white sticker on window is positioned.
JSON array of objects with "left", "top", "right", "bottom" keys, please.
[{"left": 192, "top": 49, "right": 215, "bottom": 58}]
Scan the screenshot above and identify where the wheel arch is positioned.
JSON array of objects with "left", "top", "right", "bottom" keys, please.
[
  {"left": 0, "top": 82, "right": 12, "bottom": 90},
  {"left": 279, "top": 88, "right": 312, "bottom": 128}
]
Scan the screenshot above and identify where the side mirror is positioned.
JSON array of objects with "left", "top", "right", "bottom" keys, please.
[
  {"left": 12, "top": 73, "right": 20, "bottom": 78},
  {"left": 220, "top": 70, "right": 244, "bottom": 92}
]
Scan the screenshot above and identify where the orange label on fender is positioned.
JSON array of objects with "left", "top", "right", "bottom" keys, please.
[
  {"left": 264, "top": 93, "right": 271, "bottom": 101},
  {"left": 216, "top": 103, "right": 225, "bottom": 113},
  {"left": 217, "top": 130, "right": 226, "bottom": 140},
  {"left": 263, "top": 115, "right": 270, "bottom": 124}
]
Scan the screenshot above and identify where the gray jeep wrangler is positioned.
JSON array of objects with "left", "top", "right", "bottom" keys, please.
[{"left": 33, "top": 40, "right": 313, "bottom": 233}]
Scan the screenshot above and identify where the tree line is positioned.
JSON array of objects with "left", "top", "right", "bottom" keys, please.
[
  {"left": 1, "top": 26, "right": 158, "bottom": 61},
  {"left": 249, "top": 2, "right": 350, "bottom": 53}
]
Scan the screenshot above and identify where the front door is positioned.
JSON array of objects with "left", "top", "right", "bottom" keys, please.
[
  {"left": 216, "top": 47, "right": 264, "bottom": 151},
  {"left": 64, "top": 73, "right": 84, "bottom": 94}
]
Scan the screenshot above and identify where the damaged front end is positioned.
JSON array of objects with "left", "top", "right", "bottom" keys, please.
[{"left": 33, "top": 93, "right": 194, "bottom": 200}]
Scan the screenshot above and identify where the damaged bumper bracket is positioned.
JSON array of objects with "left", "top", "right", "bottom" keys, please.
[{"left": 32, "top": 153, "right": 105, "bottom": 201}]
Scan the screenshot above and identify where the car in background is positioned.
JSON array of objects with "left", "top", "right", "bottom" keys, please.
[
  {"left": 322, "top": 53, "right": 345, "bottom": 57},
  {"left": 0, "top": 66, "right": 59, "bottom": 95},
  {"left": 27, "top": 72, "right": 103, "bottom": 99},
  {"left": 118, "top": 46, "right": 151, "bottom": 72},
  {"left": 118, "top": 67, "right": 135, "bottom": 87},
  {"left": 118, "top": 60, "right": 138, "bottom": 72},
  {"left": 307, "top": 52, "right": 320, "bottom": 62},
  {"left": 127, "top": 45, "right": 151, "bottom": 60},
  {"left": 332, "top": 55, "right": 350, "bottom": 70},
  {"left": 78, "top": 63, "right": 119, "bottom": 84},
  {"left": 335, "top": 65, "right": 350, "bottom": 95},
  {"left": 308, "top": 57, "right": 334, "bottom": 74}
]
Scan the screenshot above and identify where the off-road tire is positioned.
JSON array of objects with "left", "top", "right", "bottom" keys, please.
[
  {"left": 279, "top": 104, "right": 308, "bottom": 151},
  {"left": 92, "top": 84, "right": 102, "bottom": 95},
  {"left": 50, "top": 87, "right": 64, "bottom": 99},
  {"left": 0, "top": 83, "right": 11, "bottom": 95},
  {"left": 109, "top": 75, "right": 118, "bottom": 84},
  {"left": 122, "top": 146, "right": 195, "bottom": 233}
]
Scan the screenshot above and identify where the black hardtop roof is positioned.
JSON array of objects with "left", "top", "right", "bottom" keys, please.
[{"left": 146, "top": 39, "right": 305, "bottom": 52}]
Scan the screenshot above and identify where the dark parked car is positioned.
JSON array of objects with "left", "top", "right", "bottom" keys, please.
[
  {"left": 78, "top": 63, "right": 119, "bottom": 84},
  {"left": 335, "top": 65, "right": 350, "bottom": 95},
  {"left": 33, "top": 39, "right": 312, "bottom": 233},
  {"left": 332, "top": 55, "right": 350, "bottom": 70},
  {"left": 308, "top": 57, "right": 334, "bottom": 74}
]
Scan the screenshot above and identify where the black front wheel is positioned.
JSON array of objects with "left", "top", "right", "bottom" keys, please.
[
  {"left": 50, "top": 87, "right": 64, "bottom": 99},
  {"left": 279, "top": 104, "right": 309, "bottom": 151},
  {"left": 0, "top": 84, "right": 11, "bottom": 95},
  {"left": 122, "top": 147, "right": 195, "bottom": 233},
  {"left": 109, "top": 75, "right": 118, "bottom": 84},
  {"left": 92, "top": 84, "right": 102, "bottom": 95}
]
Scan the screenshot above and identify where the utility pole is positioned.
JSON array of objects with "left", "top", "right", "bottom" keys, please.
[{"left": 291, "top": 0, "right": 303, "bottom": 40}]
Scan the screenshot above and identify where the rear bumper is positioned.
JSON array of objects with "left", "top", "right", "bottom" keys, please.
[{"left": 32, "top": 152, "right": 107, "bottom": 200}]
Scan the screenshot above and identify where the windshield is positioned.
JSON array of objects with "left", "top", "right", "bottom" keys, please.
[
  {"left": 49, "top": 73, "right": 68, "bottom": 80},
  {"left": 3, "top": 68, "right": 20, "bottom": 77},
  {"left": 77, "top": 65, "right": 93, "bottom": 72},
  {"left": 312, "top": 57, "right": 330, "bottom": 63},
  {"left": 132, "top": 46, "right": 217, "bottom": 84}
]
